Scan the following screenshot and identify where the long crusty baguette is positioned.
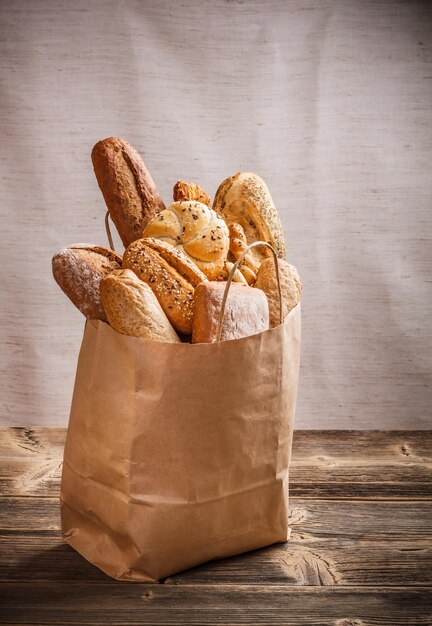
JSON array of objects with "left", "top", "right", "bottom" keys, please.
[
  {"left": 192, "top": 281, "right": 269, "bottom": 343},
  {"left": 91, "top": 137, "right": 165, "bottom": 247},
  {"left": 123, "top": 237, "right": 207, "bottom": 334},
  {"left": 100, "top": 269, "right": 180, "bottom": 342},
  {"left": 52, "top": 245, "right": 122, "bottom": 320},
  {"left": 213, "top": 172, "right": 286, "bottom": 267},
  {"left": 254, "top": 257, "right": 301, "bottom": 328}
]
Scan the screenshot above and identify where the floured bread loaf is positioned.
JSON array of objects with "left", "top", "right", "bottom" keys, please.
[
  {"left": 91, "top": 137, "right": 165, "bottom": 247},
  {"left": 192, "top": 281, "right": 269, "bottom": 343},
  {"left": 254, "top": 257, "right": 301, "bottom": 328},
  {"left": 123, "top": 237, "right": 207, "bottom": 334},
  {"left": 213, "top": 172, "right": 286, "bottom": 267},
  {"left": 100, "top": 269, "right": 180, "bottom": 342},
  {"left": 142, "top": 201, "right": 229, "bottom": 280},
  {"left": 52, "top": 245, "right": 122, "bottom": 320}
]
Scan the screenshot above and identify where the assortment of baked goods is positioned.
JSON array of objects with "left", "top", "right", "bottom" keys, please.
[{"left": 53, "top": 137, "right": 301, "bottom": 342}]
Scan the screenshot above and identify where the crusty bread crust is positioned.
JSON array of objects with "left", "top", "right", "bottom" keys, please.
[
  {"left": 213, "top": 172, "right": 286, "bottom": 265},
  {"left": 100, "top": 269, "right": 180, "bottom": 342},
  {"left": 143, "top": 201, "right": 229, "bottom": 280},
  {"left": 123, "top": 238, "right": 207, "bottom": 334},
  {"left": 192, "top": 281, "right": 269, "bottom": 343},
  {"left": 254, "top": 257, "right": 301, "bottom": 328},
  {"left": 91, "top": 137, "right": 165, "bottom": 247},
  {"left": 52, "top": 245, "right": 122, "bottom": 320},
  {"left": 173, "top": 181, "right": 211, "bottom": 206}
]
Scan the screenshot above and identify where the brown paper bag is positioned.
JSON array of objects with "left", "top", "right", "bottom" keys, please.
[{"left": 60, "top": 293, "right": 301, "bottom": 582}]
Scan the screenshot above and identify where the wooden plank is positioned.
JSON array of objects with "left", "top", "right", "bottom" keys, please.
[
  {"left": 2, "top": 428, "right": 431, "bottom": 463},
  {"left": 2, "top": 458, "right": 430, "bottom": 499},
  {"left": 1, "top": 429, "right": 431, "bottom": 499},
  {"left": 0, "top": 584, "right": 431, "bottom": 625},
  {"left": 2, "top": 497, "right": 432, "bottom": 540},
  {"left": 1, "top": 532, "right": 430, "bottom": 587},
  {"left": 1, "top": 498, "right": 430, "bottom": 586}
]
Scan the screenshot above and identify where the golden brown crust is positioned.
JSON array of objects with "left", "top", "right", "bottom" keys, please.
[
  {"left": 52, "top": 245, "right": 122, "bottom": 320},
  {"left": 228, "top": 222, "right": 259, "bottom": 285},
  {"left": 99, "top": 269, "right": 180, "bottom": 342},
  {"left": 123, "top": 238, "right": 207, "bottom": 334},
  {"left": 91, "top": 137, "right": 165, "bottom": 247},
  {"left": 215, "top": 261, "right": 248, "bottom": 285},
  {"left": 173, "top": 181, "right": 211, "bottom": 206},
  {"left": 140, "top": 238, "right": 206, "bottom": 287},
  {"left": 192, "top": 281, "right": 269, "bottom": 343},
  {"left": 254, "top": 257, "right": 301, "bottom": 328},
  {"left": 143, "top": 201, "right": 229, "bottom": 280},
  {"left": 213, "top": 172, "right": 286, "bottom": 266}
]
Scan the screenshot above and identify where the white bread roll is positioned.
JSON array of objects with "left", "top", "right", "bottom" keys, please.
[
  {"left": 192, "top": 281, "right": 269, "bottom": 344},
  {"left": 100, "top": 269, "right": 180, "bottom": 342},
  {"left": 213, "top": 172, "right": 286, "bottom": 267},
  {"left": 142, "top": 200, "right": 229, "bottom": 280}
]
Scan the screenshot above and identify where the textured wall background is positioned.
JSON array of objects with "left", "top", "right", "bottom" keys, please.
[{"left": 1, "top": 0, "right": 431, "bottom": 428}]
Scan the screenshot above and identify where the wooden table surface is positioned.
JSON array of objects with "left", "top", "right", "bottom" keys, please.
[{"left": 0, "top": 428, "right": 431, "bottom": 625}]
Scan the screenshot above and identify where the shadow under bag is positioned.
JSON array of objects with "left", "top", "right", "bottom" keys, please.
[{"left": 60, "top": 300, "right": 301, "bottom": 581}]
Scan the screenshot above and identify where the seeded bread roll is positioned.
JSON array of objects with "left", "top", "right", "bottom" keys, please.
[
  {"left": 192, "top": 281, "right": 269, "bottom": 344},
  {"left": 123, "top": 237, "right": 207, "bottom": 334},
  {"left": 100, "top": 269, "right": 180, "bottom": 342},
  {"left": 254, "top": 257, "right": 301, "bottom": 328},
  {"left": 143, "top": 201, "right": 229, "bottom": 280},
  {"left": 52, "top": 245, "right": 122, "bottom": 320},
  {"left": 91, "top": 137, "right": 165, "bottom": 247},
  {"left": 213, "top": 172, "right": 286, "bottom": 267}
]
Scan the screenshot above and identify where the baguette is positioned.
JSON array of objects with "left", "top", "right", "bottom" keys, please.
[
  {"left": 91, "top": 137, "right": 165, "bottom": 247},
  {"left": 100, "top": 269, "right": 180, "bottom": 342}
]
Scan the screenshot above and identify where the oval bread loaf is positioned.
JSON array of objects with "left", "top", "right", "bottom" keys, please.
[
  {"left": 91, "top": 137, "right": 165, "bottom": 247},
  {"left": 123, "top": 237, "right": 207, "bottom": 334},
  {"left": 213, "top": 172, "right": 286, "bottom": 266},
  {"left": 100, "top": 269, "right": 180, "bottom": 342},
  {"left": 142, "top": 200, "right": 229, "bottom": 280},
  {"left": 192, "top": 281, "right": 269, "bottom": 344},
  {"left": 254, "top": 257, "right": 301, "bottom": 328},
  {"left": 52, "top": 245, "right": 122, "bottom": 320}
]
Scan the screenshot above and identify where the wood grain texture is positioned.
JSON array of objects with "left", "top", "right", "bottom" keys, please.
[
  {"left": 0, "top": 584, "right": 431, "bottom": 625},
  {"left": 1, "top": 1, "right": 432, "bottom": 429},
  {"left": 2, "top": 428, "right": 431, "bottom": 498},
  {"left": 1, "top": 428, "right": 431, "bottom": 624},
  {"left": 1, "top": 526, "right": 431, "bottom": 586}
]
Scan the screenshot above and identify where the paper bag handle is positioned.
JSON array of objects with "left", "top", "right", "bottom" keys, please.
[
  {"left": 216, "top": 241, "right": 283, "bottom": 343},
  {"left": 105, "top": 210, "right": 115, "bottom": 251}
]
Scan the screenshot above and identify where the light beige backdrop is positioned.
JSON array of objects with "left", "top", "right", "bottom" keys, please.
[{"left": 1, "top": 0, "right": 431, "bottom": 428}]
